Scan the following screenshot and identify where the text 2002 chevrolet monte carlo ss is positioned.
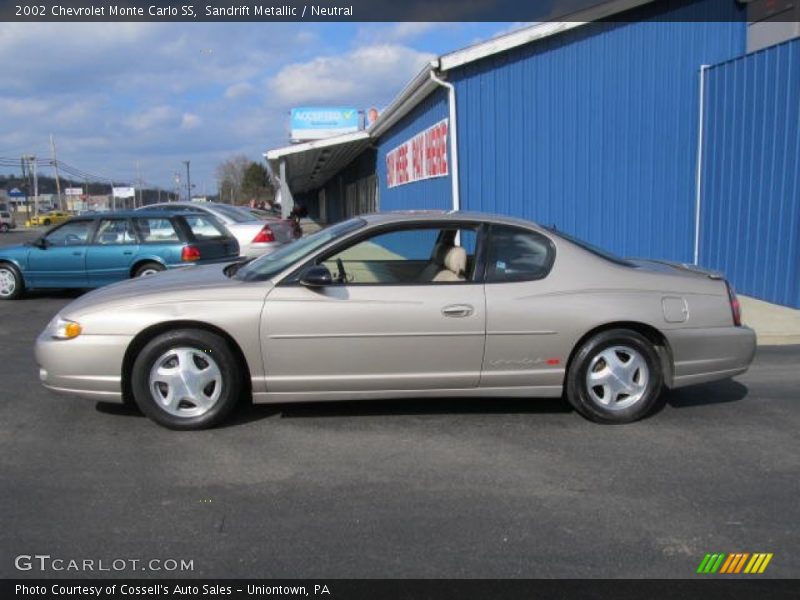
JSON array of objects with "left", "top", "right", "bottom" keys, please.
[{"left": 36, "top": 212, "right": 756, "bottom": 430}]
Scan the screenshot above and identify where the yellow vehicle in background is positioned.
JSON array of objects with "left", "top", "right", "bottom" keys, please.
[{"left": 25, "top": 211, "right": 72, "bottom": 227}]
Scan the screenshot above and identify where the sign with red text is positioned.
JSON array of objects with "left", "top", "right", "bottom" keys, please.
[{"left": 386, "top": 119, "right": 448, "bottom": 188}]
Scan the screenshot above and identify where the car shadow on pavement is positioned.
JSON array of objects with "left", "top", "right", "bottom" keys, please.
[
  {"left": 23, "top": 289, "right": 86, "bottom": 300},
  {"left": 93, "top": 380, "right": 748, "bottom": 427},
  {"left": 226, "top": 397, "right": 574, "bottom": 426},
  {"left": 663, "top": 379, "right": 748, "bottom": 408}
]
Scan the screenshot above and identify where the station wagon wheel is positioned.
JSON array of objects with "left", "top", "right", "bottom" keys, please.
[
  {"left": 130, "top": 329, "right": 242, "bottom": 430},
  {"left": 0, "top": 263, "right": 24, "bottom": 300},
  {"left": 566, "top": 329, "right": 664, "bottom": 424},
  {"left": 133, "top": 262, "right": 166, "bottom": 278}
]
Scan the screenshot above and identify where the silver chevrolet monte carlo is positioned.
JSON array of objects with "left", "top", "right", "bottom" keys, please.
[{"left": 35, "top": 212, "right": 756, "bottom": 429}]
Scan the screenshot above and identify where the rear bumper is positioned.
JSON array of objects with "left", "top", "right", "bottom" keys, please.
[
  {"left": 666, "top": 325, "right": 757, "bottom": 388},
  {"left": 35, "top": 331, "right": 129, "bottom": 402},
  {"left": 242, "top": 242, "right": 285, "bottom": 258}
]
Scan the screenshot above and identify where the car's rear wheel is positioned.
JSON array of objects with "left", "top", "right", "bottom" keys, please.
[
  {"left": 131, "top": 329, "right": 242, "bottom": 430},
  {"left": 0, "top": 223, "right": 9, "bottom": 233},
  {"left": 0, "top": 263, "right": 24, "bottom": 300},
  {"left": 133, "top": 262, "right": 165, "bottom": 278},
  {"left": 566, "top": 329, "right": 664, "bottom": 424},
  {"left": 43, "top": 218, "right": 51, "bottom": 226}
]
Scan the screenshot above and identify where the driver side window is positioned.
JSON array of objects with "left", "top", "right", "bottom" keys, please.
[
  {"left": 44, "top": 220, "right": 92, "bottom": 246},
  {"left": 320, "top": 226, "right": 477, "bottom": 285}
]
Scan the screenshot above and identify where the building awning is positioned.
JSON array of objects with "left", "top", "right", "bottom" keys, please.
[{"left": 264, "top": 131, "right": 372, "bottom": 195}]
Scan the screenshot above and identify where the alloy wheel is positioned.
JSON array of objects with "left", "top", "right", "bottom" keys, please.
[
  {"left": 148, "top": 347, "right": 223, "bottom": 418},
  {"left": 0, "top": 268, "right": 16, "bottom": 297},
  {"left": 585, "top": 345, "right": 649, "bottom": 410}
]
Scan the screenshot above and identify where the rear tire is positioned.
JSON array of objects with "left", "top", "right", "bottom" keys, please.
[
  {"left": 566, "top": 329, "right": 664, "bottom": 424},
  {"left": 133, "top": 262, "right": 165, "bottom": 278},
  {"left": 43, "top": 218, "right": 51, "bottom": 226},
  {"left": 0, "top": 223, "right": 9, "bottom": 233},
  {"left": 0, "top": 263, "right": 24, "bottom": 300},
  {"left": 131, "top": 329, "right": 242, "bottom": 430}
]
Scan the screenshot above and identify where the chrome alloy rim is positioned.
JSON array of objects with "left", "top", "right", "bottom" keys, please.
[
  {"left": 0, "top": 268, "right": 16, "bottom": 297},
  {"left": 585, "top": 345, "right": 649, "bottom": 410},
  {"left": 149, "top": 347, "right": 222, "bottom": 417}
]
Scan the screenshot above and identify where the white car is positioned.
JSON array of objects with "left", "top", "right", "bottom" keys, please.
[
  {"left": 139, "top": 202, "right": 296, "bottom": 257},
  {"left": 0, "top": 210, "right": 16, "bottom": 233}
]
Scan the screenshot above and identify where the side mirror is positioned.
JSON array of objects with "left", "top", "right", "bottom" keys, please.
[
  {"left": 300, "top": 265, "right": 333, "bottom": 287},
  {"left": 32, "top": 238, "right": 48, "bottom": 249}
]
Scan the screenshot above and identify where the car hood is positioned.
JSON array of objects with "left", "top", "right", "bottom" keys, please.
[{"left": 62, "top": 263, "right": 271, "bottom": 316}]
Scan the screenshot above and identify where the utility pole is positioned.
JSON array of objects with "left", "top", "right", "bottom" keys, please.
[
  {"left": 136, "top": 161, "right": 142, "bottom": 209},
  {"left": 182, "top": 160, "right": 191, "bottom": 202},
  {"left": 50, "top": 134, "right": 63, "bottom": 210},
  {"left": 29, "top": 156, "right": 39, "bottom": 218},
  {"left": 20, "top": 156, "right": 29, "bottom": 223}
]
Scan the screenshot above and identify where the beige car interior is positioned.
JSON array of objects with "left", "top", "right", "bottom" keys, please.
[{"left": 323, "top": 229, "right": 473, "bottom": 285}]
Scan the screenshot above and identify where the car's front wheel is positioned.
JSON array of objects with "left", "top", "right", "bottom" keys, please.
[
  {"left": 566, "top": 328, "right": 664, "bottom": 424},
  {"left": 0, "top": 223, "right": 9, "bottom": 233},
  {"left": 131, "top": 329, "right": 242, "bottom": 430},
  {"left": 0, "top": 263, "right": 24, "bottom": 300}
]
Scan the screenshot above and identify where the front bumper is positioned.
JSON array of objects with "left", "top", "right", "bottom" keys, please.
[
  {"left": 666, "top": 325, "right": 757, "bottom": 388},
  {"left": 35, "top": 331, "right": 131, "bottom": 401}
]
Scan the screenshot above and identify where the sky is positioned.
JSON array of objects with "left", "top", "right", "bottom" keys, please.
[{"left": 0, "top": 22, "right": 521, "bottom": 195}]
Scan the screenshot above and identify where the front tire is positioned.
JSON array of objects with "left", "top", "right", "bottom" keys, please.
[
  {"left": 131, "top": 329, "right": 242, "bottom": 430},
  {"left": 0, "top": 263, "right": 24, "bottom": 300},
  {"left": 566, "top": 329, "right": 664, "bottom": 424},
  {"left": 43, "top": 218, "right": 51, "bottom": 226},
  {"left": 0, "top": 223, "right": 9, "bottom": 233}
]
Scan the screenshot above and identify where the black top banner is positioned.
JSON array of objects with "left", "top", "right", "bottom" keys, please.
[{"left": 1, "top": 0, "right": 790, "bottom": 22}]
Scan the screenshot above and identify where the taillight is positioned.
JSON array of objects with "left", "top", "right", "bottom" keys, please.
[
  {"left": 181, "top": 245, "right": 201, "bottom": 262},
  {"left": 726, "top": 281, "right": 741, "bottom": 326},
  {"left": 252, "top": 225, "right": 275, "bottom": 244}
]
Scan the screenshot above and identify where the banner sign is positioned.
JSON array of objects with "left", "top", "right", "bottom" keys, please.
[
  {"left": 65, "top": 187, "right": 83, "bottom": 196},
  {"left": 386, "top": 119, "right": 448, "bottom": 188},
  {"left": 112, "top": 187, "right": 135, "bottom": 198},
  {"left": 290, "top": 107, "right": 359, "bottom": 141}
]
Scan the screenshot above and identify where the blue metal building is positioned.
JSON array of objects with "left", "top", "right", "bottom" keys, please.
[{"left": 266, "top": 0, "right": 800, "bottom": 307}]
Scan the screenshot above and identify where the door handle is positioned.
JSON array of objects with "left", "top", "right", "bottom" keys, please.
[
  {"left": 123, "top": 251, "right": 133, "bottom": 255},
  {"left": 72, "top": 251, "right": 83, "bottom": 256},
  {"left": 442, "top": 304, "right": 474, "bottom": 318}
]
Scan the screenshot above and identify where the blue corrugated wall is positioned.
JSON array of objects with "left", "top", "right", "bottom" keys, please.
[
  {"left": 700, "top": 39, "right": 800, "bottom": 308},
  {"left": 452, "top": 11, "right": 744, "bottom": 261},
  {"left": 376, "top": 87, "right": 452, "bottom": 212},
  {"left": 375, "top": 0, "right": 746, "bottom": 264}
]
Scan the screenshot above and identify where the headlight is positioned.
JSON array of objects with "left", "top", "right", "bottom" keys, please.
[{"left": 47, "top": 316, "right": 83, "bottom": 340}]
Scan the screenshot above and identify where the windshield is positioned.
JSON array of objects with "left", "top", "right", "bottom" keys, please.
[
  {"left": 236, "top": 218, "right": 366, "bottom": 281},
  {"left": 547, "top": 227, "right": 634, "bottom": 267}
]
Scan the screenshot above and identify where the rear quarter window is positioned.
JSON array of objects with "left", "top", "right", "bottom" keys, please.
[
  {"left": 134, "top": 218, "right": 180, "bottom": 243},
  {"left": 486, "top": 225, "right": 556, "bottom": 283},
  {"left": 181, "top": 214, "right": 229, "bottom": 240}
]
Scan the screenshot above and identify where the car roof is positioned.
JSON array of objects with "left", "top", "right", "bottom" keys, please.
[
  {"left": 72, "top": 209, "right": 209, "bottom": 219},
  {"left": 358, "top": 210, "right": 547, "bottom": 231}
]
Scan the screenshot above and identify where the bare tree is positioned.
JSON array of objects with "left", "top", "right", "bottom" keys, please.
[{"left": 215, "top": 154, "right": 250, "bottom": 205}]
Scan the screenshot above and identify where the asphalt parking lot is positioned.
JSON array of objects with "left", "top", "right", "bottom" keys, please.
[{"left": 0, "top": 228, "right": 798, "bottom": 579}]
